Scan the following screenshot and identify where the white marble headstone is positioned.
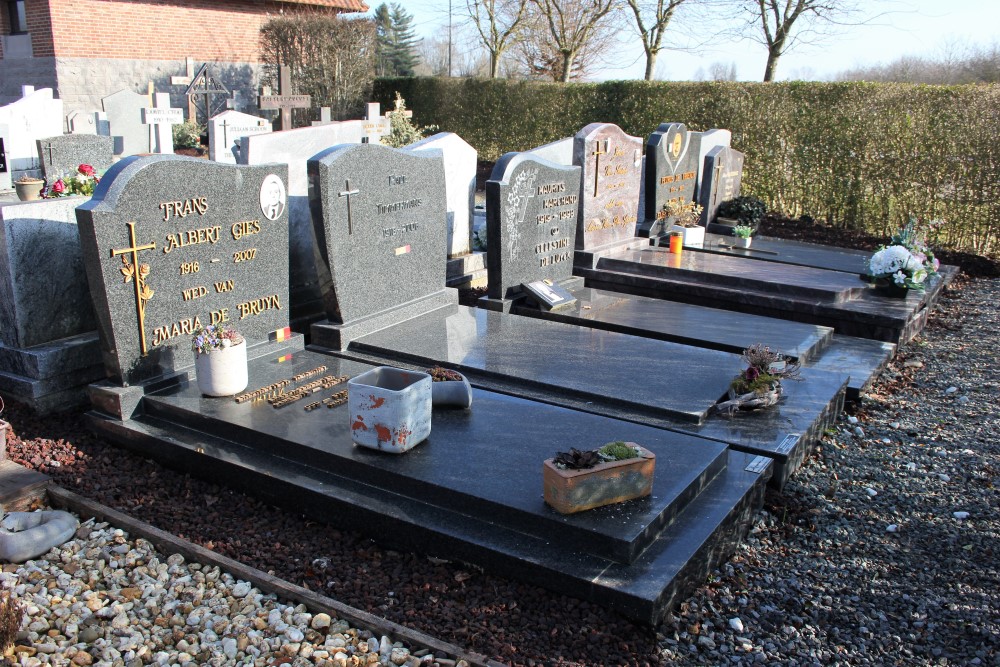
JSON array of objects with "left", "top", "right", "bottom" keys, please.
[
  {"left": 407, "top": 132, "right": 477, "bottom": 257},
  {"left": 103, "top": 89, "right": 151, "bottom": 156},
  {"left": 0, "top": 88, "right": 64, "bottom": 176},
  {"left": 208, "top": 110, "right": 271, "bottom": 163}
]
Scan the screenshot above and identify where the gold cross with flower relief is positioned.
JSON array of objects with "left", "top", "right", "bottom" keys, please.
[
  {"left": 591, "top": 139, "right": 609, "bottom": 197},
  {"left": 110, "top": 222, "right": 156, "bottom": 356}
]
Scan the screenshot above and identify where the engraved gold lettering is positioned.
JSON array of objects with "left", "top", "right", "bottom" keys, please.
[
  {"left": 151, "top": 315, "right": 203, "bottom": 346},
  {"left": 231, "top": 220, "right": 261, "bottom": 239},
  {"left": 236, "top": 294, "right": 282, "bottom": 320},
  {"left": 159, "top": 197, "right": 208, "bottom": 222},
  {"left": 210, "top": 309, "right": 230, "bottom": 325},
  {"left": 162, "top": 225, "right": 221, "bottom": 254},
  {"left": 214, "top": 280, "right": 235, "bottom": 293},
  {"left": 181, "top": 285, "right": 209, "bottom": 301},
  {"left": 536, "top": 182, "right": 566, "bottom": 195}
]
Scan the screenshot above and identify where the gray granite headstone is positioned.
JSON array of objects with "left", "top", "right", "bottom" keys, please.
[
  {"left": 102, "top": 89, "right": 151, "bottom": 157},
  {"left": 645, "top": 123, "right": 699, "bottom": 226},
  {"left": 572, "top": 123, "right": 643, "bottom": 251},
  {"left": 308, "top": 143, "right": 449, "bottom": 327},
  {"left": 485, "top": 152, "right": 581, "bottom": 300},
  {"left": 239, "top": 122, "right": 372, "bottom": 330},
  {"left": 208, "top": 110, "right": 271, "bottom": 164},
  {"left": 36, "top": 135, "right": 115, "bottom": 180},
  {"left": 527, "top": 137, "right": 573, "bottom": 165},
  {"left": 698, "top": 146, "right": 744, "bottom": 226},
  {"left": 0, "top": 198, "right": 96, "bottom": 348},
  {"left": 76, "top": 156, "right": 290, "bottom": 385}
]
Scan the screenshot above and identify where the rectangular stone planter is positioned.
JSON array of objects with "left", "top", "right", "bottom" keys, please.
[
  {"left": 543, "top": 444, "right": 655, "bottom": 514},
  {"left": 348, "top": 366, "right": 432, "bottom": 454}
]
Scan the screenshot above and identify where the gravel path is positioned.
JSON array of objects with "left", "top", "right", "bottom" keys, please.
[{"left": 3, "top": 276, "right": 998, "bottom": 666}]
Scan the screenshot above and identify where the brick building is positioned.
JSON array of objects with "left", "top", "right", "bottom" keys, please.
[{"left": 0, "top": 0, "right": 366, "bottom": 118}]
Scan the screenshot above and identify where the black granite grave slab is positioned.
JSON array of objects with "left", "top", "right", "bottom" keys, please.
[
  {"left": 509, "top": 286, "right": 833, "bottom": 362},
  {"left": 322, "top": 304, "right": 740, "bottom": 425},
  {"left": 578, "top": 246, "right": 958, "bottom": 345},
  {"left": 485, "top": 152, "right": 581, "bottom": 300},
  {"left": 76, "top": 156, "right": 291, "bottom": 385},
  {"left": 596, "top": 246, "right": 868, "bottom": 302},
  {"left": 83, "top": 347, "right": 771, "bottom": 623},
  {"left": 686, "top": 232, "right": 873, "bottom": 275},
  {"left": 320, "top": 304, "right": 849, "bottom": 489}
]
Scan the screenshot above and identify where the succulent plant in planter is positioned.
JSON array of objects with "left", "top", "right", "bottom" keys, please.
[
  {"left": 426, "top": 366, "right": 473, "bottom": 409},
  {"left": 732, "top": 224, "right": 754, "bottom": 248},
  {"left": 543, "top": 442, "right": 655, "bottom": 514}
]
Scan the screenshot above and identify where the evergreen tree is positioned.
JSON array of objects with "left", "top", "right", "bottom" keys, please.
[{"left": 374, "top": 3, "right": 420, "bottom": 76}]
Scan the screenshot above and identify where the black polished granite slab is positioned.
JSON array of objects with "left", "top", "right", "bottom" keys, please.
[
  {"left": 0, "top": 333, "right": 105, "bottom": 413},
  {"left": 803, "top": 334, "right": 895, "bottom": 399},
  {"left": 597, "top": 247, "right": 868, "bottom": 303},
  {"left": 678, "top": 233, "right": 873, "bottom": 275},
  {"left": 317, "top": 305, "right": 742, "bottom": 425},
  {"left": 84, "top": 348, "right": 771, "bottom": 624},
  {"left": 579, "top": 247, "right": 958, "bottom": 345},
  {"left": 506, "top": 286, "right": 834, "bottom": 362},
  {"left": 318, "top": 305, "right": 849, "bottom": 490}
]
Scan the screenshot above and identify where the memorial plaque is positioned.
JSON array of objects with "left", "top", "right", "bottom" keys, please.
[
  {"left": 485, "top": 152, "right": 581, "bottom": 300},
  {"left": 76, "top": 156, "right": 290, "bottom": 385},
  {"left": 698, "top": 146, "right": 744, "bottom": 225},
  {"left": 522, "top": 279, "right": 576, "bottom": 311},
  {"left": 645, "top": 123, "right": 699, "bottom": 224},
  {"left": 308, "top": 143, "right": 447, "bottom": 325},
  {"left": 572, "top": 123, "right": 643, "bottom": 251}
]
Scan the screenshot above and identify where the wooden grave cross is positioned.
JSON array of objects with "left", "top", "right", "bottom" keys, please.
[{"left": 259, "top": 65, "right": 311, "bottom": 131}]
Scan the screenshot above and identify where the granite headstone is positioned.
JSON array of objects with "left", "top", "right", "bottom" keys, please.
[
  {"left": 572, "top": 123, "right": 643, "bottom": 251},
  {"left": 693, "top": 129, "right": 731, "bottom": 200},
  {"left": 644, "top": 123, "right": 699, "bottom": 227},
  {"left": 0, "top": 127, "right": 9, "bottom": 191},
  {"left": 209, "top": 110, "right": 272, "bottom": 164},
  {"left": 36, "top": 135, "right": 115, "bottom": 179},
  {"left": 698, "top": 146, "right": 744, "bottom": 226},
  {"left": 308, "top": 143, "right": 449, "bottom": 331},
  {"left": 528, "top": 137, "right": 573, "bottom": 165},
  {"left": 485, "top": 152, "right": 581, "bottom": 300},
  {"left": 76, "top": 156, "right": 290, "bottom": 385},
  {"left": 102, "top": 89, "right": 151, "bottom": 157},
  {"left": 407, "top": 132, "right": 477, "bottom": 258}
]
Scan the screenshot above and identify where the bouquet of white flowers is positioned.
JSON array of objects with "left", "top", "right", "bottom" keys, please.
[{"left": 868, "top": 245, "right": 928, "bottom": 290}]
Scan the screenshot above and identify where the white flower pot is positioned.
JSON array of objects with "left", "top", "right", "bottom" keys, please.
[
  {"left": 431, "top": 373, "right": 473, "bottom": 409},
  {"left": 194, "top": 341, "right": 249, "bottom": 397},
  {"left": 668, "top": 225, "right": 705, "bottom": 248},
  {"left": 348, "top": 366, "right": 432, "bottom": 453},
  {"left": 735, "top": 237, "right": 752, "bottom": 248}
]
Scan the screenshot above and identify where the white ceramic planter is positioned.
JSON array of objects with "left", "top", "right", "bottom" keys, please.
[
  {"left": 669, "top": 225, "right": 705, "bottom": 248},
  {"left": 735, "top": 237, "right": 752, "bottom": 248},
  {"left": 194, "top": 341, "right": 249, "bottom": 397},
  {"left": 348, "top": 366, "right": 432, "bottom": 453},
  {"left": 431, "top": 373, "right": 473, "bottom": 409}
]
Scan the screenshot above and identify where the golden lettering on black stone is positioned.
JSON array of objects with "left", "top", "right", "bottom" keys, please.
[
  {"left": 162, "top": 225, "right": 222, "bottom": 254},
  {"left": 151, "top": 315, "right": 203, "bottom": 347},
  {"left": 231, "top": 220, "right": 261, "bottom": 239},
  {"left": 159, "top": 197, "right": 208, "bottom": 222},
  {"left": 236, "top": 293, "right": 282, "bottom": 320}
]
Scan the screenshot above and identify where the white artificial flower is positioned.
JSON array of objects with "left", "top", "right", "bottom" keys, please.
[{"left": 893, "top": 270, "right": 907, "bottom": 286}]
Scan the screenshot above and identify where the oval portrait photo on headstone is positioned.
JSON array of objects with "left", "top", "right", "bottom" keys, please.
[{"left": 259, "top": 174, "right": 287, "bottom": 221}]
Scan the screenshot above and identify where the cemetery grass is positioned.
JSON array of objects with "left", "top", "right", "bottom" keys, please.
[{"left": 4, "top": 256, "right": 999, "bottom": 665}]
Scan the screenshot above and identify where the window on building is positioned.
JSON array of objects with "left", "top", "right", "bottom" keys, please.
[{"left": 7, "top": 0, "right": 27, "bottom": 34}]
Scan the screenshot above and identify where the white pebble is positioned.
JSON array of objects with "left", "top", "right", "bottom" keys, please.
[
  {"left": 886, "top": 524, "right": 899, "bottom": 533},
  {"left": 938, "top": 473, "right": 951, "bottom": 482},
  {"left": 729, "top": 617, "right": 744, "bottom": 633},
  {"left": 285, "top": 627, "right": 304, "bottom": 643},
  {"left": 847, "top": 416, "right": 859, "bottom": 424},
  {"left": 905, "top": 462, "right": 917, "bottom": 471},
  {"left": 311, "top": 613, "right": 332, "bottom": 630},
  {"left": 865, "top": 488, "right": 877, "bottom": 497},
  {"left": 222, "top": 637, "right": 238, "bottom": 659},
  {"left": 231, "top": 581, "right": 252, "bottom": 598},
  {"left": 945, "top": 386, "right": 958, "bottom": 394},
  {"left": 953, "top": 511, "right": 970, "bottom": 520},
  {"left": 889, "top": 421, "right": 900, "bottom": 429},
  {"left": 958, "top": 395, "right": 970, "bottom": 404},
  {"left": 853, "top": 426, "right": 865, "bottom": 437}
]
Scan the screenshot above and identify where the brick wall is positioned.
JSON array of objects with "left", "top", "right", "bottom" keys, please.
[{"left": 46, "top": 0, "right": 336, "bottom": 62}]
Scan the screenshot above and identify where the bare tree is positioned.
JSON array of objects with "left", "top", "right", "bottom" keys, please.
[
  {"left": 707, "top": 60, "right": 738, "bottom": 80},
  {"left": 625, "top": 0, "right": 688, "bottom": 81},
  {"left": 529, "top": 0, "right": 621, "bottom": 82},
  {"left": 466, "top": 0, "right": 531, "bottom": 78},
  {"left": 738, "top": 0, "right": 896, "bottom": 82}
]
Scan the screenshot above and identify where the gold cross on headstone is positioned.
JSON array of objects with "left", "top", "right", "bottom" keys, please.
[
  {"left": 110, "top": 222, "right": 157, "bottom": 356},
  {"left": 338, "top": 180, "right": 360, "bottom": 235},
  {"left": 592, "top": 139, "right": 609, "bottom": 197}
]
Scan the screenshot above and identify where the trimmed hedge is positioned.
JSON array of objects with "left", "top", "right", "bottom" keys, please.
[{"left": 373, "top": 78, "right": 1000, "bottom": 256}]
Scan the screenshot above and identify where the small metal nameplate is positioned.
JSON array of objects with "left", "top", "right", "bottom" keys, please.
[
  {"left": 776, "top": 433, "right": 801, "bottom": 455},
  {"left": 745, "top": 456, "right": 770, "bottom": 474}
]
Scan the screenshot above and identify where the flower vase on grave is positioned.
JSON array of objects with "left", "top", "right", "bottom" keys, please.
[
  {"left": 543, "top": 443, "right": 656, "bottom": 514},
  {"left": 194, "top": 340, "right": 249, "bottom": 397},
  {"left": 874, "top": 279, "right": 910, "bottom": 299},
  {"left": 735, "top": 237, "right": 752, "bottom": 249},
  {"left": 427, "top": 367, "right": 473, "bottom": 409},
  {"left": 14, "top": 176, "right": 44, "bottom": 201},
  {"left": 348, "top": 367, "right": 432, "bottom": 453}
]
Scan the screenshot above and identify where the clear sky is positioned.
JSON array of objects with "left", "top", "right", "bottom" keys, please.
[{"left": 381, "top": 0, "right": 1000, "bottom": 82}]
